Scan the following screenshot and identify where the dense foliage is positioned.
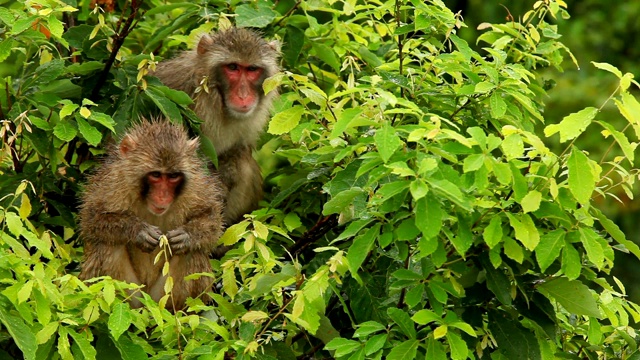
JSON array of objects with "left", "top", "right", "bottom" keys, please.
[{"left": 1, "top": 0, "right": 640, "bottom": 359}]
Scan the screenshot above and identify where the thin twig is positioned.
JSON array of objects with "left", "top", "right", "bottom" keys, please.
[{"left": 91, "top": 0, "right": 144, "bottom": 100}]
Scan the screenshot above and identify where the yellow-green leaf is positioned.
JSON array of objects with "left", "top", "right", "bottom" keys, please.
[
  {"left": 567, "top": 147, "right": 595, "bottom": 205},
  {"left": 544, "top": 107, "right": 597, "bottom": 142}
]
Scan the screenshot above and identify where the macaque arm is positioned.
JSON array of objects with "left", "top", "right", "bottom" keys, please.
[
  {"left": 167, "top": 207, "right": 223, "bottom": 254},
  {"left": 81, "top": 208, "right": 161, "bottom": 251}
]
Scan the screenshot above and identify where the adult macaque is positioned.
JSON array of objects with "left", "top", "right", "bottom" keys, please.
[
  {"left": 79, "top": 120, "right": 224, "bottom": 310},
  {"left": 153, "top": 27, "right": 280, "bottom": 224}
]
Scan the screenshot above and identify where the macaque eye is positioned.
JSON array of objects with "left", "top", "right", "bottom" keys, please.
[
  {"left": 247, "top": 65, "right": 259, "bottom": 72},
  {"left": 149, "top": 171, "right": 162, "bottom": 179},
  {"left": 226, "top": 63, "right": 239, "bottom": 71},
  {"left": 167, "top": 172, "right": 183, "bottom": 183}
]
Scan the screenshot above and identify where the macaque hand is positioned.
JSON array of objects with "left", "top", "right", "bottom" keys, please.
[
  {"left": 135, "top": 223, "right": 163, "bottom": 252},
  {"left": 166, "top": 227, "right": 192, "bottom": 254}
]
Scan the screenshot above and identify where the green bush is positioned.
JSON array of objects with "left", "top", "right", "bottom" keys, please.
[{"left": 1, "top": 0, "right": 640, "bottom": 359}]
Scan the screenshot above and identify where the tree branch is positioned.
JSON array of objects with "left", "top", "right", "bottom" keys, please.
[
  {"left": 91, "top": 0, "right": 144, "bottom": 100},
  {"left": 288, "top": 214, "right": 338, "bottom": 256}
]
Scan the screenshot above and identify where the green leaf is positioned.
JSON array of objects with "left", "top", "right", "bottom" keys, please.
[
  {"left": 146, "top": 87, "right": 182, "bottom": 122},
  {"left": 414, "top": 195, "right": 443, "bottom": 239},
  {"left": 488, "top": 310, "right": 541, "bottom": 360},
  {"left": 587, "top": 317, "right": 602, "bottom": 345},
  {"left": 520, "top": 190, "right": 542, "bottom": 213},
  {"left": 59, "top": 103, "right": 79, "bottom": 119},
  {"left": 409, "top": 179, "right": 429, "bottom": 200},
  {"left": 67, "top": 328, "right": 97, "bottom": 360},
  {"left": 324, "top": 338, "right": 360, "bottom": 357},
  {"left": 347, "top": 224, "right": 380, "bottom": 273},
  {"left": 578, "top": 227, "right": 605, "bottom": 270},
  {"left": 598, "top": 120, "right": 635, "bottom": 163},
  {"left": 506, "top": 213, "right": 539, "bottom": 251},
  {"left": 267, "top": 105, "right": 304, "bottom": 135},
  {"left": 108, "top": 303, "right": 133, "bottom": 341},
  {"left": 426, "top": 336, "right": 447, "bottom": 360},
  {"left": 462, "top": 154, "right": 484, "bottom": 173},
  {"left": 47, "top": 14, "right": 64, "bottom": 39},
  {"left": 561, "top": 242, "right": 581, "bottom": 280},
  {"left": 32, "top": 59, "right": 66, "bottom": 87},
  {"left": 480, "top": 254, "right": 512, "bottom": 306},
  {"left": 211, "top": 294, "right": 245, "bottom": 322},
  {"left": 592, "top": 208, "right": 640, "bottom": 260},
  {"left": 5, "top": 212, "right": 24, "bottom": 237},
  {"left": 426, "top": 179, "right": 472, "bottom": 211},
  {"left": 235, "top": 1, "right": 278, "bottom": 28},
  {"left": 411, "top": 309, "right": 441, "bottom": 325},
  {"left": 199, "top": 135, "right": 218, "bottom": 168},
  {"left": 509, "top": 162, "right": 528, "bottom": 202},
  {"left": 156, "top": 85, "right": 193, "bottom": 106},
  {"left": 353, "top": 321, "right": 385, "bottom": 338},
  {"left": 114, "top": 333, "right": 147, "bottom": 360},
  {"left": 449, "top": 322, "right": 476, "bottom": 337},
  {"left": 567, "top": 147, "right": 595, "bottom": 205},
  {"left": 323, "top": 188, "right": 365, "bottom": 215},
  {"left": 474, "top": 81, "right": 494, "bottom": 93},
  {"left": 0, "top": 298, "right": 37, "bottom": 360},
  {"left": 364, "top": 333, "right": 387, "bottom": 356},
  {"left": 53, "top": 120, "right": 78, "bottom": 142},
  {"left": 0, "top": 39, "right": 15, "bottom": 63},
  {"left": 386, "top": 339, "right": 419, "bottom": 360},
  {"left": 544, "top": 107, "right": 597, "bottom": 142},
  {"left": 483, "top": 216, "right": 503, "bottom": 248},
  {"left": 387, "top": 308, "right": 416, "bottom": 339},
  {"left": 446, "top": 331, "right": 468, "bottom": 360},
  {"left": 615, "top": 92, "right": 640, "bottom": 139},
  {"left": 330, "top": 108, "right": 362, "bottom": 139},
  {"left": 1, "top": 233, "right": 30, "bottom": 258},
  {"left": 538, "top": 277, "right": 602, "bottom": 318},
  {"left": 283, "top": 25, "right": 305, "bottom": 67},
  {"left": 591, "top": 61, "right": 622, "bottom": 78},
  {"left": 36, "top": 322, "right": 58, "bottom": 345},
  {"left": 490, "top": 92, "right": 507, "bottom": 118},
  {"left": 144, "top": 13, "right": 197, "bottom": 52},
  {"left": 311, "top": 42, "right": 341, "bottom": 73},
  {"left": 536, "top": 230, "right": 566, "bottom": 272},
  {"left": 76, "top": 116, "right": 102, "bottom": 146},
  {"left": 392, "top": 268, "right": 422, "bottom": 281},
  {"left": 501, "top": 133, "right": 524, "bottom": 160},
  {"left": 89, "top": 112, "right": 116, "bottom": 132},
  {"left": 12, "top": 16, "right": 37, "bottom": 35},
  {"left": 374, "top": 123, "right": 403, "bottom": 163}
]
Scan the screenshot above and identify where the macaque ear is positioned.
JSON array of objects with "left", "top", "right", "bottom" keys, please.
[
  {"left": 197, "top": 34, "right": 214, "bottom": 55},
  {"left": 186, "top": 138, "right": 200, "bottom": 154},
  {"left": 268, "top": 40, "right": 281, "bottom": 53},
  {"left": 119, "top": 135, "right": 137, "bottom": 156}
]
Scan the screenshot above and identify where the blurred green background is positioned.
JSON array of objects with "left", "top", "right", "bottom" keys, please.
[{"left": 452, "top": 0, "right": 640, "bottom": 301}]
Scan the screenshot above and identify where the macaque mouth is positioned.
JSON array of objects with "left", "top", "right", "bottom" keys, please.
[{"left": 149, "top": 202, "right": 170, "bottom": 215}]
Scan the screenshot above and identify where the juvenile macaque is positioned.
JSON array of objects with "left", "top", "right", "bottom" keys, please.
[
  {"left": 79, "top": 120, "right": 224, "bottom": 310},
  {"left": 153, "top": 27, "right": 280, "bottom": 224}
]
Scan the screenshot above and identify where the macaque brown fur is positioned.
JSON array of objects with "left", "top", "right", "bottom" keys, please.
[
  {"left": 79, "top": 121, "right": 224, "bottom": 310},
  {"left": 153, "top": 27, "right": 280, "bottom": 224}
]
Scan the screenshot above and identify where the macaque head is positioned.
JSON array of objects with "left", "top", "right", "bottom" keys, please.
[
  {"left": 196, "top": 28, "right": 280, "bottom": 119},
  {"left": 118, "top": 120, "right": 200, "bottom": 216}
]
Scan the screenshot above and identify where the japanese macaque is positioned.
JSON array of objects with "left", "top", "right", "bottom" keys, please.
[
  {"left": 153, "top": 27, "right": 280, "bottom": 224},
  {"left": 78, "top": 120, "right": 224, "bottom": 311}
]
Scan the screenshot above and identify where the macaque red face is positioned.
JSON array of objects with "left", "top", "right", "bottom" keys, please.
[
  {"left": 222, "top": 63, "right": 265, "bottom": 116},
  {"left": 145, "top": 171, "right": 184, "bottom": 215}
]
